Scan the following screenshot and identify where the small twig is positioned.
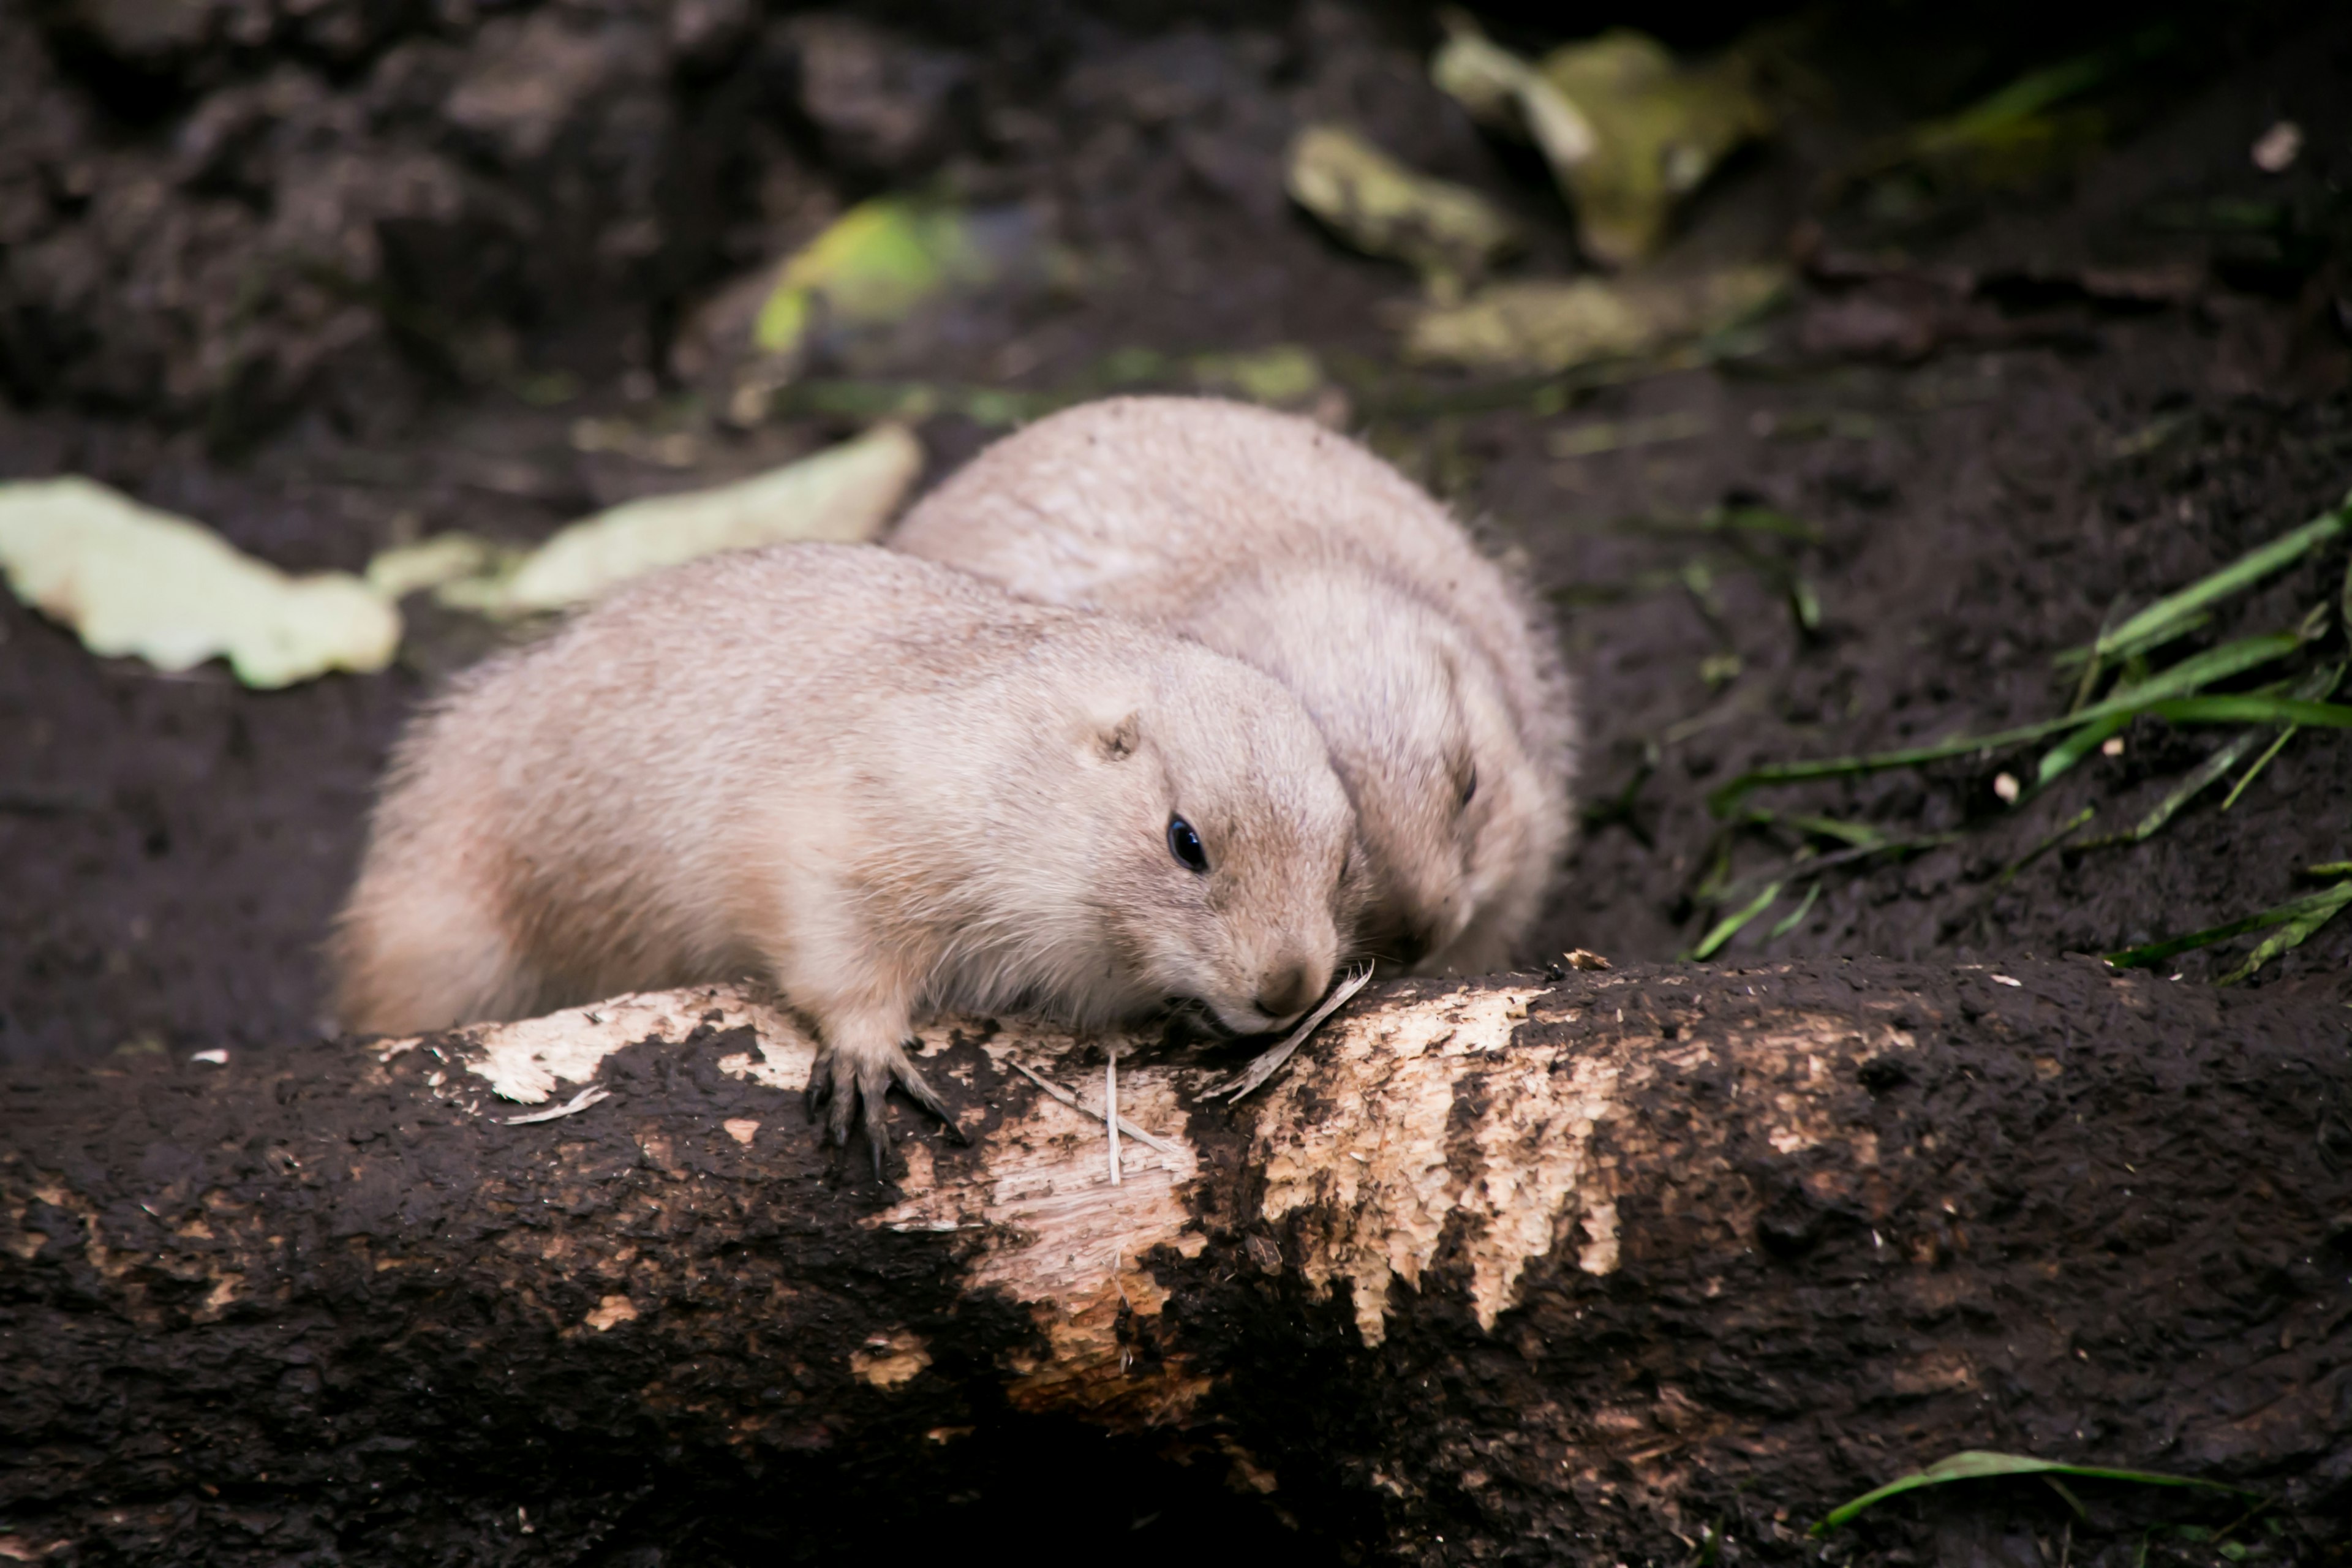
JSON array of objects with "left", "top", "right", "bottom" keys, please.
[
  {"left": 1007, "top": 1060, "right": 1186, "bottom": 1163},
  {"left": 1106, "top": 1049, "right": 1121, "bottom": 1186},
  {"left": 503, "top": 1084, "right": 610, "bottom": 1125},
  {"left": 1210, "top": 965, "right": 1376, "bottom": 1102}
]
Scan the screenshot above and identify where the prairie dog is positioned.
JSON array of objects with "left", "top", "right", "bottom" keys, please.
[
  {"left": 892, "top": 396, "right": 1575, "bottom": 974},
  {"left": 332, "top": 543, "right": 1355, "bottom": 1163}
]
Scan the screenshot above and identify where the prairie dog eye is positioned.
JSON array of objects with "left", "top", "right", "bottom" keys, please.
[
  {"left": 1459, "top": 767, "right": 1478, "bottom": 810},
  {"left": 1167, "top": 815, "right": 1210, "bottom": 873}
]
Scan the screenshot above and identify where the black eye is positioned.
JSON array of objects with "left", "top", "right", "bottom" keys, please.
[
  {"left": 1167, "top": 815, "right": 1209, "bottom": 873},
  {"left": 1460, "top": 767, "right": 1478, "bottom": 809}
]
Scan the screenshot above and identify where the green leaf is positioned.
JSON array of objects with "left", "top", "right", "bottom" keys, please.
[
  {"left": 1814, "top": 1449, "right": 2253, "bottom": 1536},
  {"left": 1689, "top": 881, "right": 1781, "bottom": 960}
]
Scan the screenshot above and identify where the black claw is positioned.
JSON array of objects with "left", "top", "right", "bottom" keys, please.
[{"left": 862, "top": 1087, "right": 892, "bottom": 1180}]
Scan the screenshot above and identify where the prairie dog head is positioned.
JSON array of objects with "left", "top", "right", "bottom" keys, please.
[
  {"left": 1185, "top": 566, "right": 1555, "bottom": 974},
  {"left": 1017, "top": 641, "right": 1353, "bottom": 1035}
]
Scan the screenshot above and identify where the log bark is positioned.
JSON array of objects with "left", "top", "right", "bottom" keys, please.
[{"left": 4, "top": 959, "right": 2350, "bottom": 1566}]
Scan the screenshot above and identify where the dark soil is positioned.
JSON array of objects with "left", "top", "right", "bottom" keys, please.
[{"left": 2, "top": 1, "right": 2351, "bottom": 1551}]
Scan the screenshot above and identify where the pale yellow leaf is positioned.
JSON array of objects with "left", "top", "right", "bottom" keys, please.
[{"left": 0, "top": 476, "right": 399, "bottom": 688}]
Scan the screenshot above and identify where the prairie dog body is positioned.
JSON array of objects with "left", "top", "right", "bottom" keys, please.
[
  {"left": 333, "top": 543, "right": 1355, "bottom": 1158},
  {"left": 893, "top": 396, "right": 1575, "bottom": 973}
]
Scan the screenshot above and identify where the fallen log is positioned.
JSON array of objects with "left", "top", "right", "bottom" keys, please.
[{"left": 4, "top": 958, "right": 2350, "bottom": 1566}]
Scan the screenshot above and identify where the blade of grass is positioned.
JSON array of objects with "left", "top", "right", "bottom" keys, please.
[
  {"left": 2035, "top": 712, "right": 2130, "bottom": 787},
  {"left": 1711, "top": 632, "right": 2301, "bottom": 813},
  {"left": 2307, "top": 862, "right": 2352, "bottom": 878},
  {"left": 1999, "top": 805, "right": 2097, "bottom": 884},
  {"left": 1689, "top": 881, "right": 1781, "bottom": 960},
  {"left": 2148, "top": 695, "right": 2352, "bottom": 728},
  {"left": 1790, "top": 576, "right": 1822, "bottom": 637},
  {"left": 2215, "top": 880, "right": 2352, "bottom": 985},
  {"left": 2105, "top": 881, "right": 2352, "bottom": 970},
  {"left": 2220, "top": 726, "right": 2296, "bottom": 809},
  {"left": 1814, "top": 1449, "right": 2253, "bottom": 1536},
  {"left": 2073, "top": 505, "right": 2346, "bottom": 665},
  {"left": 1906, "top": 23, "right": 2176, "bottom": 160},
  {"left": 2128, "top": 731, "right": 2257, "bottom": 836},
  {"left": 1767, "top": 881, "right": 1822, "bottom": 939},
  {"left": 2220, "top": 663, "right": 2343, "bottom": 810},
  {"left": 2075, "top": 729, "right": 2263, "bottom": 847},
  {"left": 1747, "top": 809, "right": 1889, "bottom": 849},
  {"left": 2059, "top": 612, "right": 2215, "bottom": 674}
]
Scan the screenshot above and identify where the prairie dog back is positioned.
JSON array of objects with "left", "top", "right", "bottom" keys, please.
[
  {"left": 892, "top": 396, "right": 1575, "bottom": 973},
  {"left": 332, "top": 543, "right": 1356, "bottom": 1160}
]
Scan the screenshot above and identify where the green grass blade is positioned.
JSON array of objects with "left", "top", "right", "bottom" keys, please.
[
  {"left": 2105, "top": 881, "right": 2352, "bottom": 970},
  {"left": 2087, "top": 508, "right": 2346, "bottom": 661},
  {"left": 1815, "top": 1450, "right": 2252, "bottom": 1536},
  {"left": 1999, "top": 805, "right": 2097, "bottom": 884},
  {"left": 2089, "top": 633, "right": 2304, "bottom": 711},
  {"left": 2220, "top": 727, "right": 2295, "bottom": 809},
  {"left": 1712, "top": 633, "right": 2300, "bottom": 813},
  {"left": 2059, "top": 611, "right": 2213, "bottom": 671},
  {"left": 2149, "top": 696, "right": 2352, "bottom": 728},
  {"left": 2122, "top": 730, "right": 2261, "bottom": 841},
  {"left": 1768, "top": 880, "right": 1822, "bottom": 939},
  {"left": 1748, "top": 809, "right": 1888, "bottom": 849},
  {"left": 2220, "top": 664, "right": 2342, "bottom": 810},
  {"left": 1690, "top": 881, "right": 1782, "bottom": 960},
  {"left": 2035, "top": 712, "right": 2130, "bottom": 787},
  {"left": 2216, "top": 880, "right": 2352, "bottom": 986},
  {"left": 2307, "top": 862, "right": 2352, "bottom": 878},
  {"left": 1790, "top": 576, "right": 1823, "bottom": 636}
]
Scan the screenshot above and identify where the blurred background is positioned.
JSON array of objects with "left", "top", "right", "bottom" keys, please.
[{"left": 2, "top": 0, "right": 2348, "bottom": 1068}]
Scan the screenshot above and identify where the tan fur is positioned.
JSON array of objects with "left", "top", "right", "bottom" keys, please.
[
  {"left": 332, "top": 543, "right": 1354, "bottom": 1154},
  {"left": 892, "top": 396, "right": 1576, "bottom": 974}
]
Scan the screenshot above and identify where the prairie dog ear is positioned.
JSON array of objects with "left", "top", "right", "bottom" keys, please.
[{"left": 1092, "top": 709, "right": 1143, "bottom": 761}]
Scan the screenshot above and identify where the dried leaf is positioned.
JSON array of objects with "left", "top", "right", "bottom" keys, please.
[
  {"left": 1433, "top": 14, "right": 1773, "bottom": 266},
  {"left": 455, "top": 424, "right": 924, "bottom": 617},
  {"left": 1188, "top": 345, "right": 1327, "bottom": 407},
  {"left": 1407, "top": 265, "right": 1786, "bottom": 372},
  {"left": 0, "top": 477, "right": 399, "bottom": 688},
  {"left": 753, "top": 198, "right": 1010, "bottom": 361},
  {"left": 365, "top": 533, "right": 512, "bottom": 601},
  {"left": 1284, "top": 123, "right": 1519, "bottom": 281}
]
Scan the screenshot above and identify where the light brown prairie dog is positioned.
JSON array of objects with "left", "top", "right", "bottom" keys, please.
[
  {"left": 331, "top": 543, "right": 1355, "bottom": 1164},
  {"left": 892, "top": 396, "right": 1575, "bottom": 974}
]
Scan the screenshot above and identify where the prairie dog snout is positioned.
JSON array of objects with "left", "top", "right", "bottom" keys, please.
[
  {"left": 331, "top": 543, "right": 1354, "bottom": 1163},
  {"left": 892, "top": 396, "right": 1577, "bottom": 974}
]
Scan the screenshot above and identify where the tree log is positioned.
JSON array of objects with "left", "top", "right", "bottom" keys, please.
[{"left": 4, "top": 959, "right": 2350, "bottom": 1566}]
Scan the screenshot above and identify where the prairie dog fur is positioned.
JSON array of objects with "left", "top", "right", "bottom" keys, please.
[
  {"left": 332, "top": 543, "right": 1355, "bottom": 1159},
  {"left": 892, "top": 396, "right": 1575, "bottom": 974}
]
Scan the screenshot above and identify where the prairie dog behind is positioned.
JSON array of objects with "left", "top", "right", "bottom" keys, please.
[
  {"left": 332, "top": 543, "right": 1356, "bottom": 1164},
  {"left": 892, "top": 396, "right": 1576, "bottom": 973}
]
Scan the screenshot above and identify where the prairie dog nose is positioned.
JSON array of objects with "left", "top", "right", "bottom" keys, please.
[{"left": 1255, "top": 963, "right": 1320, "bottom": 1025}]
